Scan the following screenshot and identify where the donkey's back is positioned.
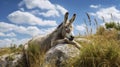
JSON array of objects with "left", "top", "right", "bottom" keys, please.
[{"left": 28, "top": 34, "right": 53, "bottom": 52}]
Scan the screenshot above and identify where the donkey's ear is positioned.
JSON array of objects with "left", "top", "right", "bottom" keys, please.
[
  {"left": 68, "top": 13, "right": 76, "bottom": 25},
  {"left": 63, "top": 12, "right": 69, "bottom": 25}
]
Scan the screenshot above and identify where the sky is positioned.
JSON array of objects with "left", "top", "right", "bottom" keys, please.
[{"left": 0, "top": 0, "right": 120, "bottom": 47}]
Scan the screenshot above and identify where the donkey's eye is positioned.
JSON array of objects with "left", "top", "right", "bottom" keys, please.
[{"left": 65, "top": 26, "right": 68, "bottom": 28}]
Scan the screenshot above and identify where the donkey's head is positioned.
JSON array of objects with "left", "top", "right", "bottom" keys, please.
[{"left": 57, "top": 12, "right": 76, "bottom": 41}]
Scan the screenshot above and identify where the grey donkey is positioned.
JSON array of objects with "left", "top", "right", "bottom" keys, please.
[{"left": 25, "top": 12, "right": 81, "bottom": 53}]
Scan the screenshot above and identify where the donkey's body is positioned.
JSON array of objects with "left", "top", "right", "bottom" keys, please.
[
  {"left": 28, "top": 28, "right": 65, "bottom": 52},
  {"left": 27, "top": 12, "right": 80, "bottom": 52}
]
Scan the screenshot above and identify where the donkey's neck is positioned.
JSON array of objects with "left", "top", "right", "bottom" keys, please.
[
  {"left": 56, "top": 32, "right": 64, "bottom": 39},
  {"left": 48, "top": 29, "right": 64, "bottom": 40}
]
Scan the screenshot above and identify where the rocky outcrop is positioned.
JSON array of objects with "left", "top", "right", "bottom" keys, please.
[
  {"left": 0, "top": 40, "right": 84, "bottom": 67},
  {"left": 44, "top": 43, "right": 81, "bottom": 67}
]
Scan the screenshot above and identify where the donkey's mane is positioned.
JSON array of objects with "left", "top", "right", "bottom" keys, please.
[{"left": 57, "top": 23, "right": 63, "bottom": 28}]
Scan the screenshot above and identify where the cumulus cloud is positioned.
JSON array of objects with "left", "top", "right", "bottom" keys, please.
[
  {"left": 39, "top": 9, "right": 60, "bottom": 17},
  {"left": 15, "top": 26, "right": 41, "bottom": 36},
  {"left": 89, "top": 6, "right": 120, "bottom": 23},
  {"left": 0, "top": 22, "right": 41, "bottom": 36},
  {"left": 0, "top": 38, "right": 12, "bottom": 47},
  {"left": 0, "top": 22, "right": 16, "bottom": 32},
  {"left": 40, "top": 27, "right": 56, "bottom": 35},
  {"left": 0, "top": 0, "right": 68, "bottom": 47},
  {"left": 0, "top": 22, "right": 57, "bottom": 47},
  {"left": 56, "top": 5, "right": 68, "bottom": 15},
  {"left": 90, "top": 4, "right": 101, "bottom": 8},
  {"left": 23, "top": 0, "right": 55, "bottom": 10},
  {"left": 8, "top": 10, "right": 57, "bottom": 26},
  {"left": 75, "top": 24, "right": 86, "bottom": 31},
  {"left": 39, "top": 5, "right": 67, "bottom": 17},
  {"left": 0, "top": 38, "right": 30, "bottom": 47},
  {"left": 19, "top": 0, "right": 68, "bottom": 17},
  {"left": 0, "top": 32, "right": 16, "bottom": 37},
  {"left": 0, "top": 22, "right": 57, "bottom": 37}
]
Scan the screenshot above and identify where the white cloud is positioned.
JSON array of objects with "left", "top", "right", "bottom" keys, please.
[
  {"left": 0, "top": 38, "right": 30, "bottom": 47},
  {"left": 23, "top": 0, "right": 55, "bottom": 10},
  {"left": 0, "top": 0, "right": 68, "bottom": 47},
  {"left": 0, "top": 22, "right": 16, "bottom": 32},
  {"left": 0, "top": 22, "right": 41, "bottom": 36},
  {"left": 0, "top": 38, "right": 12, "bottom": 47},
  {"left": 0, "top": 22, "right": 57, "bottom": 37},
  {"left": 0, "top": 32, "right": 4, "bottom": 36},
  {"left": 6, "top": 32, "right": 16, "bottom": 37},
  {"left": 75, "top": 24, "right": 86, "bottom": 31},
  {"left": 39, "top": 9, "right": 60, "bottom": 17},
  {"left": 40, "top": 27, "right": 56, "bottom": 35},
  {"left": 0, "top": 22, "right": 57, "bottom": 47},
  {"left": 39, "top": 4, "right": 68, "bottom": 17},
  {"left": 89, "top": 13, "right": 96, "bottom": 16},
  {"left": 30, "top": 10, "right": 40, "bottom": 15},
  {"left": 0, "top": 32, "right": 16, "bottom": 37},
  {"left": 8, "top": 10, "right": 57, "bottom": 26},
  {"left": 90, "top": 4, "right": 101, "bottom": 8},
  {"left": 15, "top": 26, "right": 41, "bottom": 36},
  {"left": 90, "top": 6, "right": 120, "bottom": 23},
  {"left": 56, "top": 5, "right": 68, "bottom": 15},
  {"left": 19, "top": 0, "right": 68, "bottom": 17}
]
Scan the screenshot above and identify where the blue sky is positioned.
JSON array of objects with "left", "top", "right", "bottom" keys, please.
[{"left": 0, "top": 0, "right": 120, "bottom": 47}]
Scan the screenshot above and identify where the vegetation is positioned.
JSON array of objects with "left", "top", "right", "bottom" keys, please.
[
  {"left": 73, "top": 28, "right": 120, "bottom": 67},
  {"left": 72, "top": 13, "right": 120, "bottom": 67},
  {"left": 0, "top": 44, "right": 23, "bottom": 56},
  {"left": 16, "top": 44, "right": 45, "bottom": 67}
]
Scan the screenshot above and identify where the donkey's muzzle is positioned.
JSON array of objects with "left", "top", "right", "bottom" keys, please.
[{"left": 69, "top": 36, "right": 74, "bottom": 41}]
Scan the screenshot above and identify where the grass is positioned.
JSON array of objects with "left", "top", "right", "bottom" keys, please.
[
  {"left": 1, "top": 13, "right": 120, "bottom": 67},
  {"left": 16, "top": 44, "right": 46, "bottom": 67},
  {"left": 72, "top": 13, "right": 120, "bottom": 67},
  {"left": 0, "top": 48, "right": 11, "bottom": 56},
  {"left": 73, "top": 30, "right": 120, "bottom": 67}
]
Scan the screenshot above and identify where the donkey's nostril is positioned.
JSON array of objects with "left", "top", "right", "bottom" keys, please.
[
  {"left": 69, "top": 36, "right": 74, "bottom": 41},
  {"left": 72, "top": 36, "right": 74, "bottom": 39}
]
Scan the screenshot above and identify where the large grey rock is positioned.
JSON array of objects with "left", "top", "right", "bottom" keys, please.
[{"left": 44, "top": 43, "right": 81, "bottom": 67}]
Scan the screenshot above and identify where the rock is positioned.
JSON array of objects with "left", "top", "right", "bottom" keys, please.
[
  {"left": 0, "top": 53, "right": 22, "bottom": 67},
  {"left": 44, "top": 43, "right": 81, "bottom": 67}
]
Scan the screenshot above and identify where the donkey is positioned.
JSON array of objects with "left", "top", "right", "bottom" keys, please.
[{"left": 27, "top": 12, "right": 81, "bottom": 52}]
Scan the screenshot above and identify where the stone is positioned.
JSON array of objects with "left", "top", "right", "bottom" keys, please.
[{"left": 44, "top": 43, "right": 81, "bottom": 67}]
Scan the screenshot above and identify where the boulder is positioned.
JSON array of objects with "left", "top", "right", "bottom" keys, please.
[{"left": 44, "top": 43, "right": 81, "bottom": 67}]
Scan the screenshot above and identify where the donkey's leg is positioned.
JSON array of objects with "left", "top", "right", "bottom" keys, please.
[
  {"left": 68, "top": 40, "right": 81, "bottom": 50},
  {"left": 51, "top": 38, "right": 81, "bottom": 50},
  {"left": 51, "top": 38, "right": 69, "bottom": 47}
]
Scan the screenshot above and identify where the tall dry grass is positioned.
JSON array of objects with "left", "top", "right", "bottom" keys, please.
[
  {"left": 73, "top": 29, "right": 120, "bottom": 67},
  {"left": 72, "top": 13, "right": 120, "bottom": 67}
]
